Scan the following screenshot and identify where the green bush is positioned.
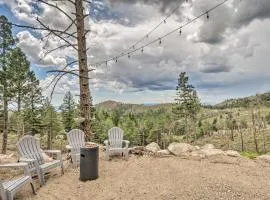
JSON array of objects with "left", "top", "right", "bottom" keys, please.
[{"left": 240, "top": 151, "right": 260, "bottom": 159}]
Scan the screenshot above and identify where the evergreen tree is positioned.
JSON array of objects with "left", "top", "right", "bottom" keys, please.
[
  {"left": 173, "top": 72, "right": 200, "bottom": 142},
  {"left": 0, "top": 15, "right": 15, "bottom": 154},
  {"left": 6, "top": 47, "right": 31, "bottom": 112},
  {"left": 23, "top": 71, "right": 43, "bottom": 135},
  {"left": 59, "top": 91, "right": 76, "bottom": 132},
  {"left": 41, "top": 98, "right": 64, "bottom": 149}
]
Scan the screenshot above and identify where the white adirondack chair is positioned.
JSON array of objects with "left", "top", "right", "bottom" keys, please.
[
  {"left": 16, "top": 135, "right": 64, "bottom": 186},
  {"left": 0, "top": 162, "right": 36, "bottom": 200},
  {"left": 66, "top": 129, "right": 85, "bottom": 168},
  {"left": 104, "top": 127, "right": 130, "bottom": 160}
]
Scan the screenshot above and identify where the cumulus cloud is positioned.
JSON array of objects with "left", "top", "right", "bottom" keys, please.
[{"left": 1, "top": 0, "right": 270, "bottom": 104}]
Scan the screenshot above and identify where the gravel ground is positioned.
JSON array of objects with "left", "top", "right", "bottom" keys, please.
[{"left": 12, "top": 151, "right": 270, "bottom": 200}]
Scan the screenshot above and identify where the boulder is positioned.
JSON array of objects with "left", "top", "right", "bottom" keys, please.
[
  {"left": 256, "top": 155, "right": 270, "bottom": 163},
  {"left": 157, "top": 149, "right": 171, "bottom": 156},
  {"left": 167, "top": 142, "right": 196, "bottom": 156},
  {"left": 199, "top": 148, "right": 224, "bottom": 157},
  {"left": 201, "top": 144, "right": 215, "bottom": 149},
  {"left": 225, "top": 150, "right": 240, "bottom": 157},
  {"left": 145, "top": 142, "right": 160, "bottom": 153}
]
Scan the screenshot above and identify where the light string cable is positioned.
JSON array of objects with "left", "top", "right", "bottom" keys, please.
[
  {"left": 90, "top": 0, "right": 184, "bottom": 66},
  {"left": 90, "top": 0, "right": 230, "bottom": 67}
]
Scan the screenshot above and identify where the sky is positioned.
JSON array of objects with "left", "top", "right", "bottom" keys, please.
[{"left": 0, "top": 0, "right": 270, "bottom": 106}]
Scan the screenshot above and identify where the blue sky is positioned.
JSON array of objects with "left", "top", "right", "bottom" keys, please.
[{"left": 1, "top": 0, "right": 270, "bottom": 106}]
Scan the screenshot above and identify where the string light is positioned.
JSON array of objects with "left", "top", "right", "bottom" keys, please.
[{"left": 90, "top": 0, "right": 230, "bottom": 67}]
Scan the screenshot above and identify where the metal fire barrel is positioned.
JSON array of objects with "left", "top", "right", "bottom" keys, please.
[{"left": 80, "top": 146, "right": 99, "bottom": 181}]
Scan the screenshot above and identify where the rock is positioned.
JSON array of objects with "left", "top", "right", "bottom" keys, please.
[
  {"left": 189, "top": 151, "right": 206, "bottom": 159},
  {"left": 145, "top": 142, "right": 160, "bottom": 153},
  {"left": 157, "top": 149, "right": 171, "bottom": 156},
  {"left": 256, "top": 155, "right": 270, "bottom": 163},
  {"left": 194, "top": 146, "right": 200, "bottom": 150},
  {"left": 225, "top": 150, "right": 240, "bottom": 157},
  {"left": 201, "top": 144, "right": 215, "bottom": 149},
  {"left": 167, "top": 142, "right": 196, "bottom": 156},
  {"left": 199, "top": 148, "right": 224, "bottom": 157}
]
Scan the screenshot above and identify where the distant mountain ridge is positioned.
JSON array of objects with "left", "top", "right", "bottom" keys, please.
[
  {"left": 95, "top": 91, "right": 270, "bottom": 110},
  {"left": 214, "top": 91, "right": 270, "bottom": 109}
]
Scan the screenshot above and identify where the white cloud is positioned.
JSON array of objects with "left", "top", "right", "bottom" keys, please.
[{"left": 2, "top": 0, "right": 270, "bottom": 104}]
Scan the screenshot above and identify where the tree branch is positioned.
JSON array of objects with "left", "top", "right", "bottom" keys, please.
[
  {"left": 0, "top": 20, "right": 75, "bottom": 39},
  {"left": 36, "top": 18, "right": 78, "bottom": 50},
  {"left": 44, "top": 60, "right": 78, "bottom": 91},
  {"left": 38, "top": 0, "right": 76, "bottom": 25},
  {"left": 47, "top": 69, "right": 94, "bottom": 79},
  {"left": 43, "top": 44, "right": 77, "bottom": 58}
]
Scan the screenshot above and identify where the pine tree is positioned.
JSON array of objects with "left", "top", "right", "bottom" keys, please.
[
  {"left": 7, "top": 47, "right": 31, "bottom": 112},
  {"left": 0, "top": 15, "right": 15, "bottom": 154},
  {"left": 42, "top": 98, "right": 64, "bottom": 149},
  {"left": 173, "top": 72, "right": 200, "bottom": 142},
  {"left": 59, "top": 91, "right": 76, "bottom": 132},
  {"left": 23, "top": 71, "right": 43, "bottom": 135}
]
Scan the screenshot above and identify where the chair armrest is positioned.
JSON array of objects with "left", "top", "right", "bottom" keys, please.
[
  {"left": 123, "top": 140, "right": 130, "bottom": 148},
  {"left": 19, "top": 158, "right": 36, "bottom": 163},
  {"left": 0, "top": 162, "right": 31, "bottom": 176},
  {"left": 43, "top": 150, "right": 62, "bottom": 161},
  {"left": 66, "top": 145, "right": 73, "bottom": 150},
  {"left": 0, "top": 162, "right": 28, "bottom": 168}
]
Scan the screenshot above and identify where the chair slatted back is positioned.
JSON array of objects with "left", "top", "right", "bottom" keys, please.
[
  {"left": 108, "top": 127, "right": 124, "bottom": 148},
  {"left": 67, "top": 129, "right": 85, "bottom": 153},
  {"left": 16, "top": 136, "right": 44, "bottom": 169}
]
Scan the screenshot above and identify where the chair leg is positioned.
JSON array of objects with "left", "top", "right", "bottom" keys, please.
[
  {"left": 30, "top": 182, "right": 37, "bottom": 195},
  {"left": 124, "top": 150, "right": 129, "bottom": 160},
  {"left": 61, "top": 164, "right": 64, "bottom": 175},
  {"left": 105, "top": 151, "right": 109, "bottom": 161},
  {"left": 40, "top": 171, "right": 45, "bottom": 186},
  {"left": 1, "top": 192, "right": 7, "bottom": 200}
]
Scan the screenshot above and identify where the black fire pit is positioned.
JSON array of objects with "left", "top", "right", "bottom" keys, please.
[{"left": 80, "top": 144, "right": 99, "bottom": 181}]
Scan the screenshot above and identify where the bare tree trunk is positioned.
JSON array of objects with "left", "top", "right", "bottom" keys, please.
[
  {"left": 47, "top": 109, "right": 52, "bottom": 149},
  {"left": 75, "top": 0, "right": 92, "bottom": 140},
  {"left": 1, "top": 86, "right": 8, "bottom": 154},
  {"left": 239, "top": 128, "right": 244, "bottom": 152},
  {"left": 251, "top": 109, "right": 259, "bottom": 153}
]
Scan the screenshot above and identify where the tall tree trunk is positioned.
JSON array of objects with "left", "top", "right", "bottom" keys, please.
[
  {"left": 1, "top": 85, "right": 8, "bottom": 154},
  {"left": 47, "top": 108, "right": 52, "bottom": 149},
  {"left": 239, "top": 129, "right": 244, "bottom": 152},
  {"left": 75, "top": 0, "right": 92, "bottom": 140}
]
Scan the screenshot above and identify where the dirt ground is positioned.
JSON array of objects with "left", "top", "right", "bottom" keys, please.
[{"left": 9, "top": 150, "right": 270, "bottom": 200}]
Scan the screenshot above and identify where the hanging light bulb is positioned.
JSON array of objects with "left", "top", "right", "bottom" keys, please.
[
  {"left": 146, "top": 34, "right": 149, "bottom": 38},
  {"left": 105, "top": 61, "right": 107, "bottom": 66},
  {"left": 164, "top": 20, "right": 166, "bottom": 24},
  {"left": 159, "top": 38, "right": 162, "bottom": 45},
  {"left": 133, "top": 45, "right": 135, "bottom": 49},
  {"left": 206, "top": 11, "right": 209, "bottom": 19},
  {"left": 141, "top": 47, "right": 144, "bottom": 53},
  {"left": 179, "top": 28, "right": 182, "bottom": 35},
  {"left": 115, "top": 57, "right": 118, "bottom": 63},
  {"left": 128, "top": 53, "right": 130, "bottom": 58}
]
